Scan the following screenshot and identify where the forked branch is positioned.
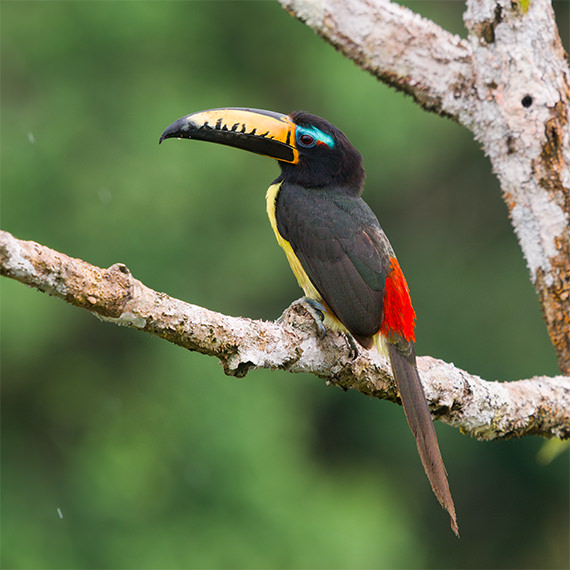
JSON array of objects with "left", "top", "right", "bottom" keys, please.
[{"left": 278, "top": 0, "right": 570, "bottom": 372}]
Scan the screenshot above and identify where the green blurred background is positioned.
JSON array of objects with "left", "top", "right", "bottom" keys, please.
[{"left": 2, "top": 1, "right": 568, "bottom": 568}]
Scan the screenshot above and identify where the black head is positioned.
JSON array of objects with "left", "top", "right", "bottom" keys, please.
[{"left": 279, "top": 111, "right": 365, "bottom": 194}]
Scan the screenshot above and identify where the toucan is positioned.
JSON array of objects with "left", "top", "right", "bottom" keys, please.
[{"left": 160, "top": 107, "right": 458, "bottom": 536}]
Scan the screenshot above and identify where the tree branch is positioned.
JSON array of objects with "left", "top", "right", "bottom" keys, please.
[
  {"left": 278, "top": 0, "right": 570, "bottom": 373},
  {"left": 279, "top": 0, "right": 474, "bottom": 118},
  {"left": 2, "top": 229, "right": 568, "bottom": 440}
]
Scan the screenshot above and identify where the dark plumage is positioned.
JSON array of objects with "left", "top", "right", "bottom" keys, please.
[{"left": 160, "top": 107, "right": 459, "bottom": 536}]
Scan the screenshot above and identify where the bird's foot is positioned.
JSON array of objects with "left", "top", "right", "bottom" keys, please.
[
  {"left": 277, "top": 297, "right": 327, "bottom": 340},
  {"left": 341, "top": 332, "right": 359, "bottom": 360}
]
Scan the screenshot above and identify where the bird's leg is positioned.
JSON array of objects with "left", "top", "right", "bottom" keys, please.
[{"left": 277, "top": 297, "right": 327, "bottom": 339}]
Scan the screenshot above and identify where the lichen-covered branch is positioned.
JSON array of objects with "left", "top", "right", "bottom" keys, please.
[
  {"left": 2, "top": 229, "right": 568, "bottom": 440},
  {"left": 278, "top": 0, "right": 570, "bottom": 373}
]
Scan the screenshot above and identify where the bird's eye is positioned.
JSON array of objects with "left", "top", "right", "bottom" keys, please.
[{"left": 298, "top": 133, "right": 316, "bottom": 148}]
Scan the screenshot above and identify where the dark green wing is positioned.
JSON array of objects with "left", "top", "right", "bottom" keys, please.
[{"left": 276, "top": 183, "right": 392, "bottom": 344}]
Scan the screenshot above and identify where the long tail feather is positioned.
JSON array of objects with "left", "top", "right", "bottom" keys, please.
[{"left": 386, "top": 342, "right": 459, "bottom": 537}]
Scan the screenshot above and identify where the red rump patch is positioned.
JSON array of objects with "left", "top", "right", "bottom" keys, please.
[{"left": 380, "top": 257, "right": 416, "bottom": 342}]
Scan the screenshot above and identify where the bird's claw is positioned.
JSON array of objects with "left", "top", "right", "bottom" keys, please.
[
  {"left": 277, "top": 297, "right": 327, "bottom": 340},
  {"left": 342, "top": 333, "right": 359, "bottom": 360}
]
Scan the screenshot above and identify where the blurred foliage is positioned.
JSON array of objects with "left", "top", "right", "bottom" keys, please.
[{"left": 2, "top": 1, "right": 568, "bottom": 569}]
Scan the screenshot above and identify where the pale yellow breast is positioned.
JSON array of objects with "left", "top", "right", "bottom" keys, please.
[
  {"left": 266, "top": 183, "right": 321, "bottom": 301},
  {"left": 266, "top": 183, "right": 346, "bottom": 332}
]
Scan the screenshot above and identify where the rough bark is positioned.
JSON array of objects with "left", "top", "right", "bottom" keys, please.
[
  {"left": 277, "top": 0, "right": 570, "bottom": 372},
  {"left": 2, "top": 229, "right": 568, "bottom": 441}
]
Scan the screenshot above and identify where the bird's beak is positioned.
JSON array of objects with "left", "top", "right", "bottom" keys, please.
[{"left": 159, "top": 107, "right": 299, "bottom": 164}]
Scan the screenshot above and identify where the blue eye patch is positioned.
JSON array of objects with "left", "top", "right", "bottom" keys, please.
[{"left": 295, "top": 125, "right": 335, "bottom": 149}]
